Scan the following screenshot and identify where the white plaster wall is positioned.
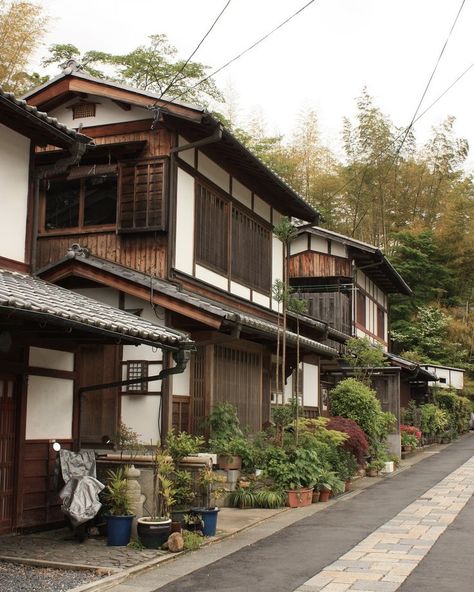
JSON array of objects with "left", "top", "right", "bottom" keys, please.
[
  {"left": 195, "top": 264, "right": 228, "bottom": 290},
  {"left": 49, "top": 97, "right": 151, "bottom": 128},
  {"left": 303, "top": 362, "right": 319, "bottom": 407},
  {"left": 450, "top": 370, "right": 464, "bottom": 390},
  {"left": 426, "top": 367, "right": 464, "bottom": 390},
  {"left": 253, "top": 195, "right": 271, "bottom": 222},
  {"left": 330, "top": 241, "right": 347, "bottom": 258},
  {"left": 311, "top": 235, "right": 328, "bottom": 253},
  {"left": 26, "top": 375, "right": 73, "bottom": 439},
  {"left": 197, "top": 151, "right": 229, "bottom": 192},
  {"left": 253, "top": 291, "right": 271, "bottom": 308},
  {"left": 231, "top": 281, "right": 251, "bottom": 300},
  {"left": 0, "top": 123, "right": 29, "bottom": 262},
  {"left": 172, "top": 362, "right": 190, "bottom": 396},
  {"left": 178, "top": 136, "right": 195, "bottom": 167},
  {"left": 175, "top": 167, "right": 195, "bottom": 275},
  {"left": 290, "top": 235, "right": 308, "bottom": 256},
  {"left": 232, "top": 179, "right": 252, "bottom": 208},
  {"left": 283, "top": 374, "right": 293, "bottom": 402},
  {"left": 29, "top": 347, "right": 74, "bottom": 371},
  {"left": 121, "top": 395, "right": 161, "bottom": 443}
]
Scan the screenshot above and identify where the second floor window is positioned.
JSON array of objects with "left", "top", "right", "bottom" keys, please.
[
  {"left": 356, "top": 290, "right": 366, "bottom": 327},
  {"left": 45, "top": 174, "right": 117, "bottom": 231},
  {"left": 195, "top": 181, "right": 271, "bottom": 292}
]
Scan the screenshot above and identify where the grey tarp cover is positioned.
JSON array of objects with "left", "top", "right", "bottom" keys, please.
[{"left": 59, "top": 450, "right": 104, "bottom": 526}]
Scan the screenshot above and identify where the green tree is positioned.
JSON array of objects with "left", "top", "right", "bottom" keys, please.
[
  {"left": 42, "top": 35, "right": 222, "bottom": 106},
  {"left": 0, "top": 1, "right": 49, "bottom": 93}
]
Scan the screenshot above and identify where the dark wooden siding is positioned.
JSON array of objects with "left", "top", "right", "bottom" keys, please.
[
  {"left": 214, "top": 345, "right": 262, "bottom": 433},
  {"left": 231, "top": 206, "right": 271, "bottom": 292},
  {"left": 289, "top": 252, "right": 352, "bottom": 279},
  {"left": 299, "top": 291, "right": 351, "bottom": 335},
  {"left": 37, "top": 231, "right": 167, "bottom": 277},
  {"left": 191, "top": 348, "right": 206, "bottom": 435},
  {"left": 172, "top": 396, "right": 191, "bottom": 433},
  {"left": 356, "top": 290, "right": 366, "bottom": 327},
  {"left": 20, "top": 440, "right": 72, "bottom": 529},
  {"left": 118, "top": 158, "right": 168, "bottom": 232},
  {"left": 195, "top": 183, "right": 229, "bottom": 274}
]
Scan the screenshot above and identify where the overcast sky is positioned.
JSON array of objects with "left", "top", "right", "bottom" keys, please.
[{"left": 34, "top": 0, "right": 474, "bottom": 167}]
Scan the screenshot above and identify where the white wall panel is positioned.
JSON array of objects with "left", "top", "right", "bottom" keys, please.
[
  {"left": 73, "top": 287, "right": 119, "bottom": 308},
  {"left": 230, "top": 281, "right": 251, "bottom": 300},
  {"left": 26, "top": 376, "right": 73, "bottom": 439},
  {"left": 253, "top": 291, "right": 271, "bottom": 308},
  {"left": 0, "top": 123, "right": 29, "bottom": 262},
  {"left": 303, "top": 362, "right": 319, "bottom": 407},
  {"left": 253, "top": 195, "right": 271, "bottom": 222},
  {"left": 331, "top": 241, "right": 347, "bottom": 258},
  {"left": 29, "top": 347, "right": 74, "bottom": 371},
  {"left": 290, "top": 235, "right": 308, "bottom": 255},
  {"left": 178, "top": 136, "right": 195, "bottom": 167},
  {"left": 121, "top": 395, "right": 160, "bottom": 443},
  {"left": 232, "top": 179, "right": 252, "bottom": 208},
  {"left": 197, "top": 152, "right": 229, "bottom": 192},
  {"left": 311, "top": 235, "right": 328, "bottom": 253},
  {"left": 195, "top": 264, "right": 228, "bottom": 290},
  {"left": 172, "top": 363, "right": 190, "bottom": 396},
  {"left": 50, "top": 97, "right": 150, "bottom": 128},
  {"left": 175, "top": 168, "right": 195, "bottom": 274}
]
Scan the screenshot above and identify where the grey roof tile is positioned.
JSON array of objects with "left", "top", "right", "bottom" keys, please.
[{"left": 0, "top": 269, "right": 191, "bottom": 349}]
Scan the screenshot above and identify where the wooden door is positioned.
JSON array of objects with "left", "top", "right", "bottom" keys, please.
[{"left": 0, "top": 376, "right": 16, "bottom": 533}]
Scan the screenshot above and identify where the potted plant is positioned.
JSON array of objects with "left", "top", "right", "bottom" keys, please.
[
  {"left": 103, "top": 467, "right": 135, "bottom": 546},
  {"left": 170, "top": 469, "right": 195, "bottom": 526},
  {"left": 315, "top": 470, "right": 344, "bottom": 502},
  {"left": 207, "top": 403, "right": 245, "bottom": 470},
  {"left": 366, "top": 459, "right": 385, "bottom": 477},
  {"left": 191, "top": 467, "right": 226, "bottom": 536},
  {"left": 266, "top": 448, "right": 319, "bottom": 508},
  {"left": 182, "top": 512, "right": 204, "bottom": 532},
  {"left": 137, "top": 450, "right": 175, "bottom": 548},
  {"left": 166, "top": 429, "right": 204, "bottom": 467}
]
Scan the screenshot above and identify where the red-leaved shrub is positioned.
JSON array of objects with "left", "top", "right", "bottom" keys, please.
[{"left": 327, "top": 416, "right": 369, "bottom": 464}]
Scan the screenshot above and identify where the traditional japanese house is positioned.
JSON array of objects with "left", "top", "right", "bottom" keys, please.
[
  {"left": 288, "top": 225, "right": 415, "bottom": 454},
  {"left": 0, "top": 88, "right": 192, "bottom": 533},
  {"left": 23, "top": 64, "right": 337, "bottom": 447}
]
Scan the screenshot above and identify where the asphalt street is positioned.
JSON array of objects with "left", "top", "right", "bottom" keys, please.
[{"left": 153, "top": 433, "right": 474, "bottom": 592}]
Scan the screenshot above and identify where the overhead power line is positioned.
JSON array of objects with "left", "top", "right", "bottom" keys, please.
[
  {"left": 159, "top": 0, "right": 317, "bottom": 108},
  {"left": 154, "top": 0, "right": 232, "bottom": 103}
]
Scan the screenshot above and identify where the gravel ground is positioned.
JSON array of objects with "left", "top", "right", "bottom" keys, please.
[{"left": 0, "top": 561, "right": 103, "bottom": 592}]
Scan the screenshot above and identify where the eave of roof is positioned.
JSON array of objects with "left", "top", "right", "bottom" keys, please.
[
  {"left": 386, "top": 352, "right": 438, "bottom": 381},
  {"left": 296, "top": 225, "right": 412, "bottom": 296},
  {"left": 24, "top": 70, "right": 319, "bottom": 223},
  {"left": 37, "top": 255, "right": 336, "bottom": 358},
  {"left": 0, "top": 268, "right": 192, "bottom": 350},
  {"left": 0, "top": 87, "right": 90, "bottom": 149}
]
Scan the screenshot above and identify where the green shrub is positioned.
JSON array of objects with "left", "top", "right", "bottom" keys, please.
[
  {"left": 433, "top": 389, "right": 471, "bottom": 434},
  {"left": 329, "top": 379, "right": 385, "bottom": 447},
  {"left": 166, "top": 430, "right": 204, "bottom": 465},
  {"left": 183, "top": 530, "right": 203, "bottom": 550},
  {"left": 419, "top": 403, "right": 449, "bottom": 437}
]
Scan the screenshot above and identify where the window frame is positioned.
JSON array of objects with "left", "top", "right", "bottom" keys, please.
[
  {"left": 193, "top": 177, "right": 273, "bottom": 293},
  {"left": 121, "top": 360, "right": 163, "bottom": 395},
  {"left": 41, "top": 173, "right": 118, "bottom": 234}
]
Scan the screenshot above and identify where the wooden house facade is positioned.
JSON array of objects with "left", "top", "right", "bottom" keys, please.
[
  {"left": 24, "top": 65, "right": 337, "bottom": 451},
  {"left": 0, "top": 88, "right": 193, "bottom": 534}
]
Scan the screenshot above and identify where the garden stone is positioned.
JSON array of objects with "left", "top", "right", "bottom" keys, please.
[{"left": 168, "top": 532, "right": 184, "bottom": 553}]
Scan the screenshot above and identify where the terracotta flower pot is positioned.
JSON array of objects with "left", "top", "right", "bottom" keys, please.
[
  {"left": 318, "top": 488, "right": 331, "bottom": 502},
  {"left": 217, "top": 454, "right": 242, "bottom": 471},
  {"left": 286, "top": 487, "right": 313, "bottom": 508}
]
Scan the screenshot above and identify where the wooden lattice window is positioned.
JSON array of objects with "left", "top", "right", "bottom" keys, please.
[
  {"left": 356, "top": 290, "right": 366, "bottom": 327},
  {"left": 126, "top": 361, "right": 148, "bottom": 392},
  {"left": 231, "top": 206, "right": 271, "bottom": 292},
  {"left": 377, "top": 306, "right": 385, "bottom": 340},
  {"left": 72, "top": 102, "right": 96, "bottom": 119},
  {"left": 118, "top": 159, "right": 167, "bottom": 232},
  {"left": 195, "top": 183, "right": 229, "bottom": 273}
]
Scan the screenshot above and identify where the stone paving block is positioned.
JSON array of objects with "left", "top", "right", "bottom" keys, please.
[
  {"left": 374, "top": 543, "right": 413, "bottom": 552},
  {"left": 305, "top": 573, "right": 340, "bottom": 587},
  {"left": 320, "top": 583, "right": 352, "bottom": 592},
  {"left": 349, "top": 581, "right": 399, "bottom": 591},
  {"left": 341, "top": 551, "right": 366, "bottom": 561}
]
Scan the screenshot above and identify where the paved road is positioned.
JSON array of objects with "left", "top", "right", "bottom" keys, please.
[{"left": 110, "top": 434, "right": 474, "bottom": 592}]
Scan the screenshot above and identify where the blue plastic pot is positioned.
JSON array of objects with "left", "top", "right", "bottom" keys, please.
[
  {"left": 192, "top": 507, "right": 219, "bottom": 537},
  {"left": 106, "top": 515, "right": 134, "bottom": 546}
]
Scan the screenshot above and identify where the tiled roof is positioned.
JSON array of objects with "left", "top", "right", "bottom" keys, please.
[
  {"left": 38, "top": 254, "right": 337, "bottom": 358},
  {"left": 0, "top": 269, "right": 192, "bottom": 349},
  {"left": 0, "top": 87, "right": 90, "bottom": 143}
]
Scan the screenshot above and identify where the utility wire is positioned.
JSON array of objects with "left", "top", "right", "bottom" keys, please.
[
  {"left": 154, "top": 0, "right": 232, "bottom": 104},
  {"left": 158, "top": 0, "right": 317, "bottom": 108}
]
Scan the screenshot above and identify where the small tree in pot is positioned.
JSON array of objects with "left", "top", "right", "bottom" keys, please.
[
  {"left": 191, "top": 467, "right": 226, "bottom": 536},
  {"left": 137, "top": 450, "right": 176, "bottom": 548},
  {"left": 103, "top": 467, "right": 135, "bottom": 546}
]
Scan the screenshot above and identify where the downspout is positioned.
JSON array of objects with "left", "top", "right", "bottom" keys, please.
[
  {"left": 165, "top": 120, "right": 223, "bottom": 275},
  {"left": 31, "top": 141, "right": 89, "bottom": 272},
  {"left": 77, "top": 345, "right": 193, "bottom": 449}
]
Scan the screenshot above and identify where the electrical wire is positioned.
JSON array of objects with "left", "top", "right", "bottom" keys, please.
[
  {"left": 158, "top": 0, "right": 317, "bottom": 109},
  {"left": 154, "top": 0, "right": 232, "bottom": 104}
]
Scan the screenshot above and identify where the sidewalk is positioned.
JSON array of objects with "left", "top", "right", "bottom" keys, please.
[{"left": 0, "top": 442, "right": 452, "bottom": 592}]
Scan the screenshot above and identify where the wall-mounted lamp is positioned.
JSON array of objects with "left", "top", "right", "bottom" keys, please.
[{"left": 52, "top": 441, "right": 61, "bottom": 452}]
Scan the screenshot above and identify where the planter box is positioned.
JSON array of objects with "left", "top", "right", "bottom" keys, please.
[{"left": 286, "top": 487, "right": 313, "bottom": 508}]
